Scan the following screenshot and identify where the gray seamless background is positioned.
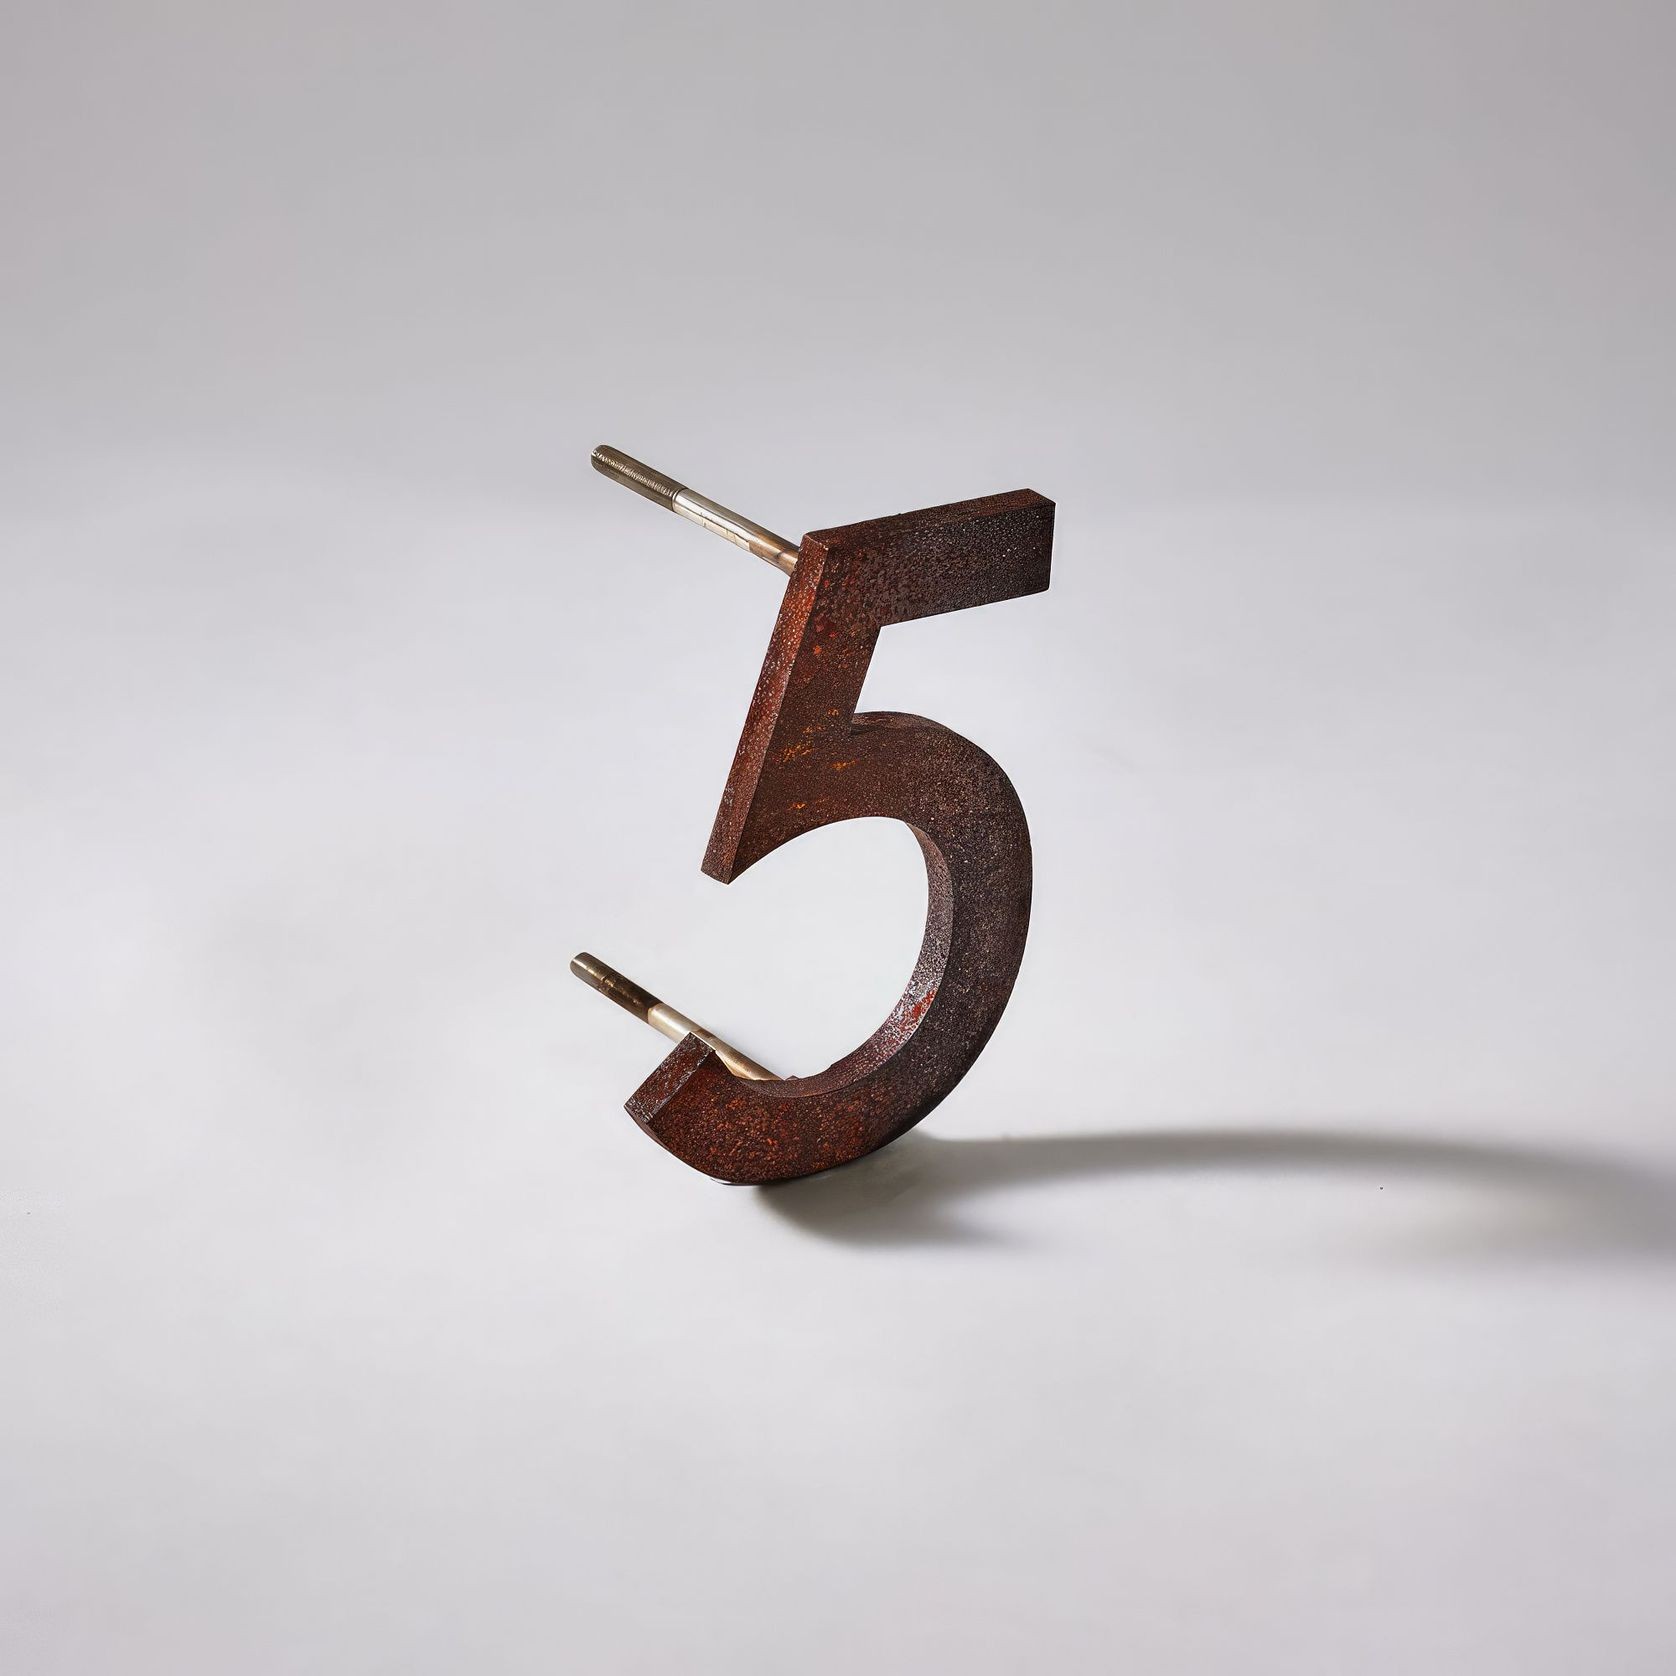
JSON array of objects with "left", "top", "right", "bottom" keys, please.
[{"left": 4, "top": 4, "right": 1674, "bottom": 1672}]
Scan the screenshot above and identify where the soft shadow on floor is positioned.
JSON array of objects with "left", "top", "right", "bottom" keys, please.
[{"left": 754, "top": 1124, "right": 1676, "bottom": 1261}]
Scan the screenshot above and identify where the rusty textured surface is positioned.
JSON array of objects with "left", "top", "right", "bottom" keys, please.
[{"left": 625, "top": 488, "right": 1054, "bottom": 1184}]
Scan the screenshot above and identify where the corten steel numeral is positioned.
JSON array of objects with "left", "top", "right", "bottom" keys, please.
[{"left": 574, "top": 447, "right": 1054, "bottom": 1184}]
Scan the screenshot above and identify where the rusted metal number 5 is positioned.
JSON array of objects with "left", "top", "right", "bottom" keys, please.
[{"left": 574, "top": 448, "right": 1054, "bottom": 1184}]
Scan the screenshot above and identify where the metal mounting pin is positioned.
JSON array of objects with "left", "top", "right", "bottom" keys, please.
[
  {"left": 570, "top": 952, "right": 777, "bottom": 1083},
  {"left": 591, "top": 445, "right": 800, "bottom": 576}
]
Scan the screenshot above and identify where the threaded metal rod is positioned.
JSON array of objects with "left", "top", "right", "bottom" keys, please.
[
  {"left": 571, "top": 952, "right": 778, "bottom": 1082},
  {"left": 591, "top": 445, "right": 800, "bottom": 575}
]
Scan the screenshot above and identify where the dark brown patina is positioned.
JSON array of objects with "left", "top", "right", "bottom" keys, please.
[{"left": 624, "top": 488, "right": 1054, "bottom": 1184}]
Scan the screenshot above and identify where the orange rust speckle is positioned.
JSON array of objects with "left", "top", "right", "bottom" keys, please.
[{"left": 831, "top": 758, "right": 857, "bottom": 771}]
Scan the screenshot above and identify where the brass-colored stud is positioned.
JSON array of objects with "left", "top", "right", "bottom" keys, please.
[
  {"left": 570, "top": 952, "right": 778, "bottom": 1083},
  {"left": 591, "top": 445, "right": 800, "bottom": 575}
]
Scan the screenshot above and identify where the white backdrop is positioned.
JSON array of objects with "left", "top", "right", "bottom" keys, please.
[{"left": 4, "top": 4, "right": 1674, "bottom": 1672}]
